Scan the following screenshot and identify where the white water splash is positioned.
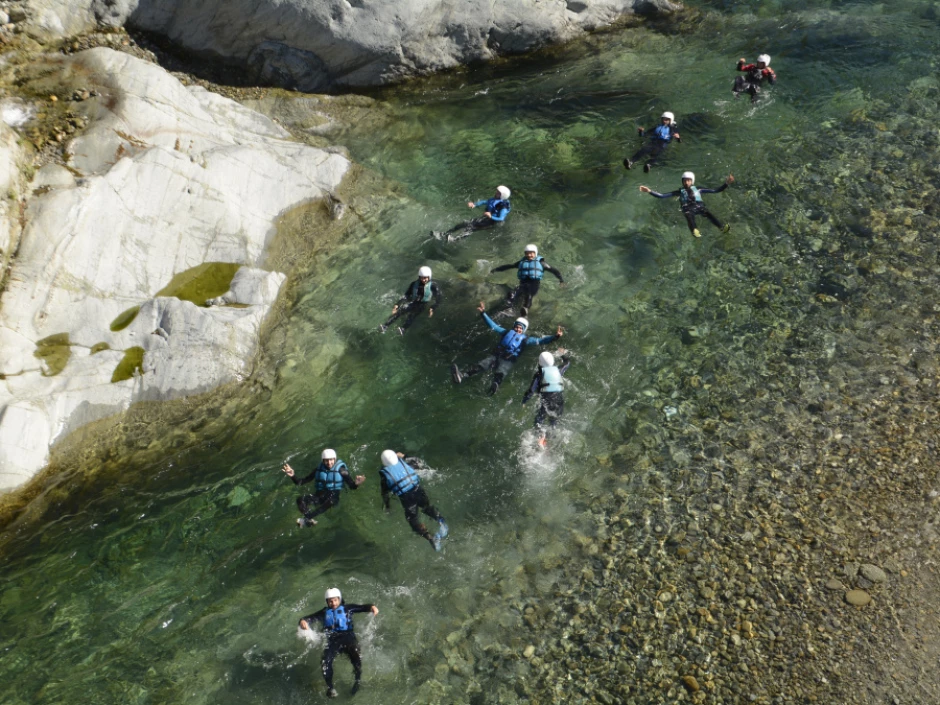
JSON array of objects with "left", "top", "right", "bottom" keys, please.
[{"left": 1, "top": 100, "right": 34, "bottom": 128}]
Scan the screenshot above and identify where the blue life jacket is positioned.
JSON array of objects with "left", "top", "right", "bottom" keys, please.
[
  {"left": 324, "top": 605, "right": 350, "bottom": 632},
  {"left": 539, "top": 366, "right": 564, "bottom": 393},
  {"left": 652, "top": 124, "right": 674, "bottom": 141},
  {"left": 499, "top": 329, "right": 527, "bottom": 358},
  {"left": 482, "top": 198, "right": 511, "bottom": 221},
  {"left": 678, "top": 186, "right": 703, "bottom": 208},
  {"left": 517, "top": 257, "right": 544, "bottom": 281},
  {"left": 315, "top": 460, "right": 347, "bottom": 492},
  {"left": 380, "top": 460, "right": 420, "bottom": 496}
]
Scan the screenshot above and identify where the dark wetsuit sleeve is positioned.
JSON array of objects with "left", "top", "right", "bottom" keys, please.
[
  {"left": 343, "top": 604, "right": 376, "bottom": 615},
  {"left": 430, "top": 282, "right": 442, "bottom": 309},
  {"left": 647, "top": 190, "right": 681, "bottom": 199},
  {"left": 522, "top": 369, "right": 541, "bottom": 403},
  {"left": 339, "top": 466, "right": 359, "bottom": 490},
  {"left": 292, "top": 469, "right": 318, "bottom": 486},
  {"left": 697, "top": 183, "right": 729, "bottom": 195},
  {"left": 491, "top": 260, "right": 519, "bottom": 273},
  {"left": 558, "top": 355, "right": 572, "bottom": 375},
  {"left": 401, "top": 455, "right": 427, "bottom": 470},
  {"left": 541, "top": 260, "right": 564, "bottom": 283},
  {"left": 379, "top": 472, "right": 391, "bottom": 508},
  {"left": 737, "top": 61, "right": 752, "bottom": 72},
  {"left": 302, "top": 607, "right": 326, "bottom": 625}
]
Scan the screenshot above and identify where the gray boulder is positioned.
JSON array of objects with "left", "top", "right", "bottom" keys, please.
[{"left": 23, "top": 0, "right": 680, "bottom": 89}]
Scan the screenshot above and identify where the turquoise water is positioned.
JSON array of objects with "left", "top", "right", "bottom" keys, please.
[{"left": 3, "top": 2, "right": 940, "bottom": 704}]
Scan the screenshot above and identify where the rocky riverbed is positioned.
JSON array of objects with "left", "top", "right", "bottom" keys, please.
[{"left": 370, "top": 54, "right": 940, "bottom": 705}]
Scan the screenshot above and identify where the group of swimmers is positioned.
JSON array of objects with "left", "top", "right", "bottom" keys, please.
[{"left": 285, "top": 53, "right": 778, "bottom": 699}]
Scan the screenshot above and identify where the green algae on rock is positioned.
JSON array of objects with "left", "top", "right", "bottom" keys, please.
[
  {"left": 33, "top": 332, "right": 71, "bottom": 376},
  {"left": 155, "top": 262, "right": 241, "bottom": 306},
  {"left": 111, "top": 346, "right": 144, "bottom": 383}
]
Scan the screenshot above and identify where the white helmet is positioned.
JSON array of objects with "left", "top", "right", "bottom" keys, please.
[
  {"left": 514, "top": 317, "right": 529, "bottom": 331},
  {"left": 496, "top": 185, "right": 511, "bottom": 199},
  {"left": 381, "top": 449, "right": 399, "bottom": 467},
  {"left": 758, "top": 54, "right": 770, "bottom": 65},
  {"left": 324, "top": 587, "right": 342, "bottom": 602},
  {"left": 418, "top": 266, "right": 432, "bottom": 278},
  {"left": 661, "top": 111, "right": 675, "bottom": 121},
  {"left": 321, "top": 448, "right": 337, "bottom": 460},
  {"left": 681, "top": 171, "right": 695, "bottom": 184},
  {"left": 523, "top": 244, "right": 538, "bottom": 255},
  {"left": 538, "top": 352, "right": 554, "bottom": 368}
]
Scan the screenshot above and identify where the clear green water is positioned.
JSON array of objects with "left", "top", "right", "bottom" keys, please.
[{"left": 3, "top": 2, "right": 940, "bottom": 704}]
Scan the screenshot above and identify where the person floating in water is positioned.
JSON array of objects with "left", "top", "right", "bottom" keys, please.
[
  {"left": 623, "top": 111, "right": 681, "bottom": 173},
  {"left": 434, "top": 185, "right": 511, "bottom": 242},
  {"left": 523, "top": 349, "right": 571, "bottom": 448},
  {"left": 283, "top": 449, "right": 365, "bottom": 527},
  {"left": 733, "top": 54, "right": 776, "bottom": 102},
  {"left": 639, "top": 171, "right": 735, "bottom": 238},
  {"left": 378, "top": 450, "right": 449, "bottom": 551},
  {"left": 299, "top": 587, "right": 378, "bottom": 698},
  {"left": 451, "top": 301, "right": 563, "bottom": 395},
  {"left": 380, "top": 266, "right": 442, "bottom": 335},
  {"left": 490, "top": 244, "right": 564, "bottom": 316}
]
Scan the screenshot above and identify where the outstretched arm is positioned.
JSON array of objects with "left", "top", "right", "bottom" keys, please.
[
  {"left": 491, "top": 261, "right": 519, "bottom": 273},
  {"left": 479, "top": 307, "right": 506, "bottom": 334},
  {"left": 639, "top": 186, "right": 680, "bottom": 198},
  {"left": 541, "top": 261, "right": 565, "bottom": 283}
]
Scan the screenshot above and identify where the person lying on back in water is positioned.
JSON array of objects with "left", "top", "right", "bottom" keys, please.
[
  {"left": 523, "top": 349, "right": 572, "bottom": 447},
  {"left": 433, "top": 185, "right": 511, "bottom": 242},
  {"left": 380, "top": 265, "right": 442, "bottom": 335},
  {"left": 639, "top": 172, "right": 735, "bottom": 238},
  {"left": 378, "top": 450, "right": 449, "bottom": 551},
  {"left": 490, "top": 243, "right": 564, "bottom": 316},
  {"left": 283, "top": 448, "right": 364, "bottom": 527},
  {"left": 451, "top": 301, "right": 562, "bottom": 395},
  {"left": 623, "top": 111, "right": 681, "bottom": 173},
  {"left": 299, "top": 587, "right": 378, "bottom": 698}
]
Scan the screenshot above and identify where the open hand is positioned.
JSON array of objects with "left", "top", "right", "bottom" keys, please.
[
  {"left": 639, "top": 185, "right": 651, "bottom": 193},
  {"left": 477, "top": 301, "right": 486, "bottom": 312},
  {"left": 556, "top": 326, "right": 564, "bottom": 337},
  {"left": 726, "top": 174, "right": 735, "bottom": 185},
  {"left": 371, "top": 605, "right": 379, "bottom": 615},
  {"left": 282, "top": 463, "right": 295, "bottom": 477},
  {"left": 428, "top": 308, "right": 434, "bottom": 317},
  {"left": 467, "top": 201, "right": 475, "bottom": 208},
  {"left": 355, "top": 475, "right": 366, "bottom": 485}
]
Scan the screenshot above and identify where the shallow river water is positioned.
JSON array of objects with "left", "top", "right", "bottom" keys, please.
[{"left": 3, "top": 1, "right": 940, "bottom": 704}]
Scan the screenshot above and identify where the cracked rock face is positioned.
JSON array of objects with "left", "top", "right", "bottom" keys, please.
[
  {"left": 25, "top": 0, "right": 680, "bottom": 89},
  {"left": 0, "top": 48, "right": 349, "bottom": 490}
]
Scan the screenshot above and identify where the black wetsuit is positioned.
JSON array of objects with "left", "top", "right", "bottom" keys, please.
[
  {"left": 301, "top": 602, "right": 375, "bottom": 691},
  {"left": 379, "top": 456, "right": 443, "bottom": 541},
  {"left": 383, "top": 279, "right": 442, "bottom": 332},
  {"left": 627, "top": 123, "right": 680, "bottom": 170},
  {"left": 491, "top": 257, "right": 564, "bottom": 313},
  {"left": 444, "top": 197, "right": 511, "bottom": 241},
  {"left": 522, "top": 355, "right": 571, "bottom": 433},
  {"left": 291, "top": 462, "right": 359, "bottom": 522},
  {"left": 647, "top": 183, "right": 729, "bottom": 234},
  {"left": 733, "top": 62, "right": 777, "bottom": 102}
]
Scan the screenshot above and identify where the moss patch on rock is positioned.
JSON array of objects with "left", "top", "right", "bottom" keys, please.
[
  {"left": 111, "top": 346, "right": 144, "bottom": 383},
  {"left": 156, "top": 262, "right": 240, "bottom": 306},
  {"left": 34, "top": 332, "right": 71, "bottom": 376},
  {"left": 110, "top": 305, "right": 140, "bottom": 332}
]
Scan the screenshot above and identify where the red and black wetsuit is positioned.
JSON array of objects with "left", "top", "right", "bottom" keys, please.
[{"left": 733, "top": 61, "right": 777, "bottom": 101}]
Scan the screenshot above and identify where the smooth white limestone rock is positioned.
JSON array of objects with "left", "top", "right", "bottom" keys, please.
[{"left": 0, "top": 48, "right": 349, "bottom": 490}]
